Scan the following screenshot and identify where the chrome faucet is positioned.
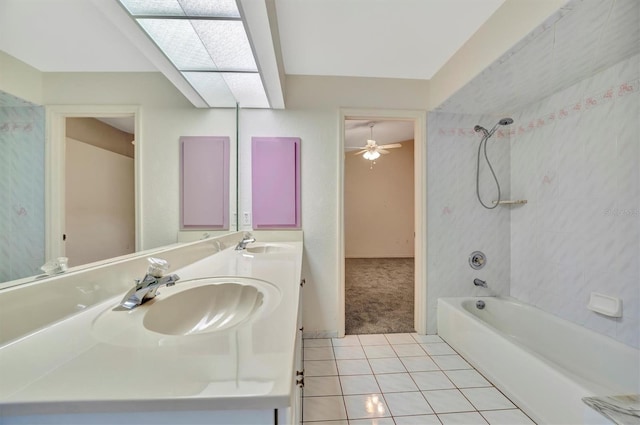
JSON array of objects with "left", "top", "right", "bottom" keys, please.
[
  {"left": 473, "top": 278, "right": 487, "bottom": 288},
  {"left": 120, "top": 257, "right": 180, "bottom": 309},
  {"left": 235, "top": 233, "right": 256, "bottom": 250}
]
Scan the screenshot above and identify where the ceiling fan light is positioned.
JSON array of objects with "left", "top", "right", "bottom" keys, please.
[{"left": 363, "top": 150, "right": 380, "bottom": 160}]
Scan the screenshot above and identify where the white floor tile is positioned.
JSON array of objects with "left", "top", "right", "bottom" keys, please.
[
  {"left": 438, "top": 411, "right": 489, "bottom": 424},
  {"left": 305, "top": 347, "right": 336, "bottom": 360},
  {"left": 344, "top": 394, "right": 390, "bottom": 419},
  {"left": 363, "top": 345, "right": 397, "bottom": 359},
  {"left": 444, "top": 370, "right": 491, "bottom": 388},
  {"left": 411, "top": 334, "right": 444, "bottom": 344},
  {"left": 392, "top": 344, "right": 427, "bottom": 357},
  {"left": 393, "top": 414, "right": 441, "bottom": 425},
  {"left": 421, "top": 389, "right": 475, "bottom": 414},
  {"left": 337, "top": 359, "right": 373, "bottom": 375},
  {"left": 332, "top": 335, "right": 362, "bottom": 346},
  {"left": 304, "top": 376, "right": 343, "bottom": 397},
  {"left": 305, "top": 360, "right": 338, "bottom": 377},
  {"left": 410, "top": 371, "right": 456, "bottom": 391},
  {"left": 480, "top": 409, "right": 535, "bottom": 425},
  {"left": 340, "top": 375, "right": 381, "bottom": 395},
  {"left": 358, "top": 334, "right": 389, "bottom": 346},
  {"left": 348, "top": 418, "right": 395, "bottom": 425},
  {"left": 420, "top": 343, "right": 457, "bottom": 356},
  {"left": 400, "top": 356, "right": 439, "bottom": 372},
  {"left": 461, "top": 388, "right": 516, "bottom": 411},
  {"left": 369, "top": 357, "right": 407, "bottom": 374},
  {"left": 375, "top": 373, "right": 419, "bottom": 393},
  {"left": 302, "top": 421, "right": 348, "bottom": 425},
  {"left": 334, "top": 345, "right": 367, "bottom": 360},
  {"left": 304, "top": 338, "right": 333, "bottom": 348},
  {"left": 303, "top": 396, "right": 347, "bottom": 422},
  {"left": 431, "top": 355, "right": 472, "bottom": 370},
  {"left": 382, "top": 391, "right": 434, "bottom": 416},
  {"left": 385, "top": 333, "right": 415, "bottom": 344}
]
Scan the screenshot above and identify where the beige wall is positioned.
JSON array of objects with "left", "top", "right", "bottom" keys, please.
[
  {"left": 344, "top": 140, "right": 414, "bottom": 258},
  {"left": 0, "top": 51, "right": 43, "bottom": 104},
  {"left": 65, "top": 137, "right": 135, "bottom": 267},
  {"left": 67, "top": 117, "right": 134, "bottom": 158}
]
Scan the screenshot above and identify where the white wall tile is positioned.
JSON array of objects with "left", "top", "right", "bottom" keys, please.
[{"left": 510, "top": 53, "right": 640, "bottom": 348}]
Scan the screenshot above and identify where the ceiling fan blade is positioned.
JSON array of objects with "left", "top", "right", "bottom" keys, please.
[
  {"left": 352, "top": 149, "right": 367, "bottom": 155},
  {"left": 379, "top": 143, "right": 402, "bottom": 149},
  {"left": 378, "top": 149, "right": 390, "bottom": 154}
]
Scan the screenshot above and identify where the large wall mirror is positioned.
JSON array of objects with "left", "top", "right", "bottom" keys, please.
[{"left": 0, "top": 94, "right": 238, "bottom": 289}]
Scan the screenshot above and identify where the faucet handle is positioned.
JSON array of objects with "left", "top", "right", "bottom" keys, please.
[{"left": 147, "top": 257, "right": 169, "bottom": 277}]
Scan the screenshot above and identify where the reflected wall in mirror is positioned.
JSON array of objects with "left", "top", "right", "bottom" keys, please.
[
  {"left": 65, "top": 116, "right": 135, "bottom": 267},
  {"left": 0, "top": 90, "right": 45, "bottom": 282}
]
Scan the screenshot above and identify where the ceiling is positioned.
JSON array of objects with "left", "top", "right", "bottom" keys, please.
[
  {"left": 275, "top": 0, "right": 505, "bottom": 80},
  {"left": 0, "top": 0, "right": 505, "bottom": 95},
  {"left": 345, "top": 120, "right": 414, "bottom": 149}
]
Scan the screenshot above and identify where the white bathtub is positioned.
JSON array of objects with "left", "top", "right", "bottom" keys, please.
[{"left": 437, "top": 297, "right": 640, "bottom": 424}]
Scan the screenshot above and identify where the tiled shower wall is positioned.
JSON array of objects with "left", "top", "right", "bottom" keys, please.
[
  {"left": 510, "top": 53, "right": 640, "bottom": 348},
  {"left": 426, "top": 112, "right": 511, "bottom": 333},
  {"left": 0, "top": 98, "right": 45, "bottom": 282}
]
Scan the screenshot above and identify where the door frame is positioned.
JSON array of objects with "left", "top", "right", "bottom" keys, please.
[
  {"left": 45, "top": 105, "right": 142, "bottom": 261},
  {"left": 338, "top": 108, "right": 428, "bottom": 336}
]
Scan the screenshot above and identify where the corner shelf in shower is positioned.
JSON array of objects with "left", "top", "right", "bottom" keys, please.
[{"left": 492, "top": 199, "right": 528, "bottom": 205}]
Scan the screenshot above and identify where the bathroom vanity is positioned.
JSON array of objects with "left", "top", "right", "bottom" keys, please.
[{"left": 0, "top": 232, "right": 304, "bottom": 425}]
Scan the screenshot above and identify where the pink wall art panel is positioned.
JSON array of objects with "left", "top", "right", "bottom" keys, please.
[{"left": 251, "top": 137, "right": 301, "bottom": 229}]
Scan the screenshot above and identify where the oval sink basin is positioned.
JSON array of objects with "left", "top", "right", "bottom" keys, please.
[
  {"left": 91, "top": 277, "right": 281, "bottom": 345},
  {"left": 245, "top": 243, "right": 293, "bottom": 254},
  {"left": 143, "top": 283, "right": 263, "bottom": 336}
]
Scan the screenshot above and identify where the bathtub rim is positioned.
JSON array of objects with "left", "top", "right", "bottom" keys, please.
[{"left": 437, "top": 296, "right": 640, "bottom": 424}]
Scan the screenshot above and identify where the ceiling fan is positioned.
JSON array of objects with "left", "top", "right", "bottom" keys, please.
[{"left": 352, "top": 123, "right": 402, "bottom": 161}]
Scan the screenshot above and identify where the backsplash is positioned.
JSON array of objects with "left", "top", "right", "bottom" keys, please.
[
  {"left": 510, "top": 53, "right": 640, "bottom": 348},
  {"left": 0, "top": 92, "right": 45, "bottom": 282},
  {"left": 426, "top": 111, "right": 511, "bottom": 333}
]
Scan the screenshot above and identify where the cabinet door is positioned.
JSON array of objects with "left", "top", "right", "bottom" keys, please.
[
  {"left": 251, "top": 137, "right": 300, "bottom": 229},
  {"left": 180, "top": 136, "right": 229, "bottom": 229}
]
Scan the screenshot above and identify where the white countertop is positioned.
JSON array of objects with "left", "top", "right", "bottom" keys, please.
[{"left": 0, "top": 241, "right": 303, "bottom": 416}]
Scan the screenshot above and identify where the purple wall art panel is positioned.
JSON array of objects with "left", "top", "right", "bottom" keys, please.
[
  {"left": 180, "top": 136, "right": 229, "bottom": 229},
  {"left": 251, "top": 137, "right": 301, "bottom": 229}
]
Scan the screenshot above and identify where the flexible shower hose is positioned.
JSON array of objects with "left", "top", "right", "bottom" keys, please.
[{"left": 476, "top": 134, "right": 501, "bottom": 209}]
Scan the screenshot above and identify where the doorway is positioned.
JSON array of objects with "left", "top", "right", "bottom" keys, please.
[
  {"left": 344, "top": 120, "right": 415, "bottom": 334},
  {"left": 339, "top": 108, "right": 427, "bottom": 337},
  {"left": 46, "top": 105, "right": 141, "bottom": 265}
]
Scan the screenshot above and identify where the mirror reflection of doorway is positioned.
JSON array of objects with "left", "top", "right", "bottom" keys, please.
[
  {"left": 64, "top": 117, "right": 135, "bottom": 267},
  {"left": 344, "top": 119, "right": 415, "bottom": 334}
]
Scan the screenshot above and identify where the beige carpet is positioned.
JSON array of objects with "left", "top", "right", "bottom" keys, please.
[{"left": 345, "top": 258, "right": 415, "bottom": 335}]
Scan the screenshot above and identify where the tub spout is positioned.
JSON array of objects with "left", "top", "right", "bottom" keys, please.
[{"left": 473, "top": 278, "right": 487, "bottom": 288}]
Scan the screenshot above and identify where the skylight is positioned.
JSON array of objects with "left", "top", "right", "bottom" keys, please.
[{"left": 117, "top": 0, "right": 269, "bottom": 108}]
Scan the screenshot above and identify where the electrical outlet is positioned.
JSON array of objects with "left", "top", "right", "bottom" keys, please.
[{"left": 242, "top": 212, "right": 251, "bottom": 226}]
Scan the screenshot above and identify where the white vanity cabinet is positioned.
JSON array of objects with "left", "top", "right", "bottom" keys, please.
[
  {"left": 279, "top": 278, "right": 304, "bottom": 425},
  {"left": 0, "top": 234, "right": 305, "bottom": 425}
]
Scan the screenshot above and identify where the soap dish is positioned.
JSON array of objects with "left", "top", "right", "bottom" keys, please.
[{"left": 587, "top": 292, "right": 622, "bottom": 318}]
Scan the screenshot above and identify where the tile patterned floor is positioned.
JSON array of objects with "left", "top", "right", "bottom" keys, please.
[{"left": 302, "top": 334, "right": 536, "bottom": 425}]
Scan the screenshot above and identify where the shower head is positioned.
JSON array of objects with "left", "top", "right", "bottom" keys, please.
[{"left": 477, "top": 117, "right": 515, "bottom": 138}]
